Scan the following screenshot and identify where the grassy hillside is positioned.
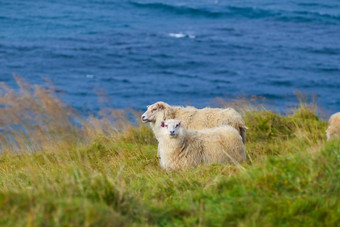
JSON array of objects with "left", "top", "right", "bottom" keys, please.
[{"left": 0, "top": 77, "right": 339, "bottom": 226}]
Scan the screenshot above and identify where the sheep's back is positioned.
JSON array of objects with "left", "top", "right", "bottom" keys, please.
[{"left": 175, "top": 107, "right": 245, "bottom": 130}]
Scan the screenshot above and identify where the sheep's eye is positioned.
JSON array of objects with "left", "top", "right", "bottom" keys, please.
[
  {"left": 165, "top": 125, "right": 168, "bottom": 128},
  {"left": 175, "top": 124, "right": 179, "bottom": 128},
  {"left": 152, "top": 107, "right": 157, "bottom": 111}
]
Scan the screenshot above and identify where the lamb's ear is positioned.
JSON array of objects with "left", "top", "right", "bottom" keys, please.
[
  {"left": 161, "top": 121, "right": 165, "bottom": 127},
  {"left": 179, "top": 120, "right": 184, "bottom": 127}
]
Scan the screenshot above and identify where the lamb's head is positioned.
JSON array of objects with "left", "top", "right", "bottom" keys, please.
[
  {"left": 161, "top": 119, "right": 184, "bottom": 138},
  {"left": 141, "top": 101, "right": 171, "bottom": 123}
]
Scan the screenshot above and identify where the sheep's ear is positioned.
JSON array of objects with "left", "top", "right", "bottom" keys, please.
[
  {"left": 179, "top": 120, "right": 184, "bottom": 127},
  {"left": 161, "top": 121, "right": 165, "bottom": 127},
  {"left": 157, "top": 103, "right": 165, "bottom": 110}
]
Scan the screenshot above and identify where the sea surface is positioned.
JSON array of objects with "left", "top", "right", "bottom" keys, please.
[{"left": 1, "top": 0, "right": 340, "bottom": 114}]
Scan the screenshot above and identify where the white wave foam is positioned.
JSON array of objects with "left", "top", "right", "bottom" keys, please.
[
  {"left": 168, "top": 32, "right": 195, "bottom": 39},
  {"left": 169, "top": 33, "right": 186, "bottom": 38}
]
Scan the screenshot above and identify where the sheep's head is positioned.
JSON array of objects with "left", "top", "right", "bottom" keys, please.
[
  {"left": 141, "top": 101, "right": 170, "bottom": 123},
  {"left": 326, "top": 126, "right": 340, "bottom": 141},
  {"left": 161, "top": 119, "right": 183, "bottom": 138}
]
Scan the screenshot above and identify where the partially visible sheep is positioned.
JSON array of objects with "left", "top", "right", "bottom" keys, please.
[
  {"left": 158, "top": 119, "right": 246, "bottom": 171},
  {"left": 141, "top": 101, "right": 247, "bottom": 144},
  {"left": 326, "top": 112, "right": 340, "bottom": 141}
]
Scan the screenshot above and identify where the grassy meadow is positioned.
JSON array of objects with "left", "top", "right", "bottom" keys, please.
[{"left": 0, "top": 77, "right": 339, "bottom": 226}]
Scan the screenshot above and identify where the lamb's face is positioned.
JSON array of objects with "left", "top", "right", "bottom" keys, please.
[
  {"left": 161, "top": 119, "right": 182, "bottom": 138},
  {"left": 141, "top": 102, "right": 167, "bottom": 123}
]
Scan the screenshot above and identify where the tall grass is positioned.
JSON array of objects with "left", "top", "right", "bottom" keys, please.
[{"left": 0, "top": 76, "right": 338, "bottom": 226}]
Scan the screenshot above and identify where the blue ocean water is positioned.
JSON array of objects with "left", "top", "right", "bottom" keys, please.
[{"left": 1, "top": 0, "right": 339, "bottom": 114}]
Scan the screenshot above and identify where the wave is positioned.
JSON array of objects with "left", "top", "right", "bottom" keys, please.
[
  {"left": 300, "top": 47, "right": 340, "bottom": 56},
  {"left": 279, "top": 10, "right": 340, "bottom": 23},
  {"left": 130, "top": 1, "right": 275, "bottom": 19},
  {"left": 130, "top": 1, "right": 225, "bottom": 18},
  {"left": 130, "top": 1, "right": 340, "bottom": 23},
  {"left": 168, "top": 32, "right": 195, "bottom": 39},
  {"left": 297, "top": 3, "right": 337, "bottom": 8},
  {"left": 267, "top": 80, "right": 293, "bottom": 87},
  {"left": 0, "top": 44, "right": 42, "bottom": 53}
]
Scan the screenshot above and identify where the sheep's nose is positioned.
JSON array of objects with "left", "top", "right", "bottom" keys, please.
[
  {"left": 141, "top": 115, "right": 146, "bottom": 120},
  {"left": 170, "top": 131, "right": 175, "bottom": 134}
]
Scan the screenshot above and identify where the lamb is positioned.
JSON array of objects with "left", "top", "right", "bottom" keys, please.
[
  {"left": 326, "top": 112, "right": 340, "bottom": 141},
  {"left": 141, "top": 101, "right": 247, "bottom": 144},
  {"left": 158, "top": 119, "right": 246, "bottom": 171}
]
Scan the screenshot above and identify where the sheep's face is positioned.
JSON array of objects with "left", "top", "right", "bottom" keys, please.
[
  {"left": 161, "top": 119, "right": 182, "bottom": 138},
  {"left": 326, "top": 127, "right": 339, "bottom": 141},
  {"left": 141, "top": 102, "right": 167, "bottom": 123}
]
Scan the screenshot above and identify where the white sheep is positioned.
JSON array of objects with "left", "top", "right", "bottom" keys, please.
[
  {"left": 141, "top": 101, "right": 247, "bottom": 144},
  {"left": 326, "top": 112, "right": 340, "bottom": 141},
  {"left": 157, "top": 119, "right": 246, "bottom": 171}
]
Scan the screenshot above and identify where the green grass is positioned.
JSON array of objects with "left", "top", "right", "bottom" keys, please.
[{"left": 0, "top": 103, "right": 339, "bottom": 226}]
